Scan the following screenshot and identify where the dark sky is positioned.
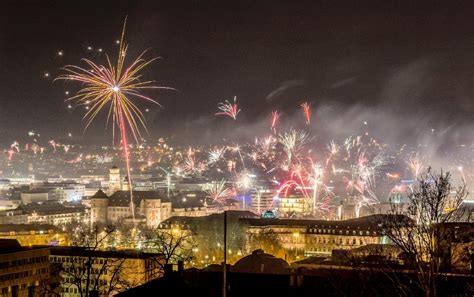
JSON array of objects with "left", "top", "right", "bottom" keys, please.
[{"left": 0, "top": 0, "right": 472, "bottom": 144}]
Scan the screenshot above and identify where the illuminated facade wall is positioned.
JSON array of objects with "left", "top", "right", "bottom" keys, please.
[
  {"left": 0, "top": 243, "right": 50, "bottom": 297},
  {"left": 246, "top": 218, "right": 384, "bottom": 259}
]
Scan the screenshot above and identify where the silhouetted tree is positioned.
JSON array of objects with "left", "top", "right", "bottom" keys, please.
[{"left": 376, "top": 169, "right": 468, "bottom": 297}]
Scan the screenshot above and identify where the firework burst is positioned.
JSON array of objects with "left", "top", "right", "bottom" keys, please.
[
  {"left": 57, "top": 19, "right": 172, "bottom": 220},
  {"left": 208, "top": 146, "right": 226, "bottom": 165},
  {"left": 205, "top": 179, "right": 234, "bottom": 204},
  {"left": 215, "top": 96, "right": 241, "bottom": 120},
  {"left": 278, "top": 129, "right": 310, "bottom": 165}
]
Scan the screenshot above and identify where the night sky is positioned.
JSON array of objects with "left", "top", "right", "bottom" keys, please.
[{"left": 0, "top": 0, "right": 472, "bottom": 144}]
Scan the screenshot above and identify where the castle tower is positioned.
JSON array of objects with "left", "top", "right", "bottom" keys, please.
[
  {"left": 108, "top": 166, "right": 121, "bottom": 195},
  {"left": 122, "top": 176, "right": 130, "bottom": 191},
  {"left": 90, "top": 190, "right": 108, "bottom": 226}
]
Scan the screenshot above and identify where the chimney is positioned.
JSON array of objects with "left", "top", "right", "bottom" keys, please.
[
  {"left": 177, "top": 260, "right": 184, "bottom": 274},
  {"left": 164, "top": 263, "right": 173, "bottom": 275}
]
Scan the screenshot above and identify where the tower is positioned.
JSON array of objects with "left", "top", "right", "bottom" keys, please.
[
  {"left": 108, "top": 166, "right": 121, "bottom": 195},
  {"left": 90, "top": 190, "right": 108, "bottom": 226},
  {"left": 122, "top": 176, "right": 130, "bottom": 191}
]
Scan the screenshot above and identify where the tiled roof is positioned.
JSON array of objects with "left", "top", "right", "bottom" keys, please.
[
  {"left": 108, "top": 190, "right": 170, "bottom": 207},
  {"left": 91, "top": 189, "right": 108, "bottom": 199},
  {"left": 20, "top": 202, "right": 84, "bottom": 215}
]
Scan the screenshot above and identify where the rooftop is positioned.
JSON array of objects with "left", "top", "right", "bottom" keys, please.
[
  {"left": 19, "top": 201, "right": 84, "bottom": 215},
  {"left": 107, "top": 190, "right": 170, "bottom": 206},
  {"left": 0, "top": 224, "right": 60, "bottom": 233},
  {"left": 44, "top": 245, "right": 162, "bottom": 260}
]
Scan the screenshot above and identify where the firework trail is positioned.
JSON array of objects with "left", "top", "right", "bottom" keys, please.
[
  {"left": 271, "top": 110, "right": 280, "bottom": 133},
  {"left": 300, "top": 102, "right": 311, "bottom": 125},
  {"left": 57, "top": 18, "right": 171, "bottom": 220},
  {"left": 215, "top": 96, "right": 241, "bottom": 120}
]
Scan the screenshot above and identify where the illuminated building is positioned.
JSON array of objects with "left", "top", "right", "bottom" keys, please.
[
  {"left": 249, "top": 187, "right": 276, "bottom": 215},
  {"left": 21, "top": 202, "right": 85, "bottom": 226},
  {"left": 48, "top": 247, "right": 162, "bottom": 296},
  {"left": 245, "top": 215, "right": 387, "bottom": 258},
  {"left": 0, "top": 224, "right": 68, "bottom": 246},
  {"left": 107, "top": 166, "right": 122, "bottom": 195},
  {"left": 20, "top": 189, "right": 50, "bottom": 204},
  {"left": 278, "top": 196, "right": 311, "bottom": 217},
  {"left": 90, "top": 190, "right": 171, "bottom": 228},
  {"left": 0, "top": 239, "right": 50, "bottom": 297},
  {"left": 31, "top": 182, "right": 85, "bottom": 203}
]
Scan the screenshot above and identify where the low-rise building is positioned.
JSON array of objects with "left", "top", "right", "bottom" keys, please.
[
  {"left": 47, "top": 246, "right": 162, "bottom": 296},
  {"left": 0, "top": 239, "right": 50, "bottom": 297},
  {"left": 0, "top": 209, "right": 28, "bottom": 225},
  {"left": 0, "top": 224, "right": 68, "bottom": 247},
  {"left": 20, "top": 202, "right": 85, "bottom": 226},
  {"left": 20, "top": 189, "right": 50, "bottom": 204},
  {"left": 245, "top": 215, "right": 388, "bottom": 258}
]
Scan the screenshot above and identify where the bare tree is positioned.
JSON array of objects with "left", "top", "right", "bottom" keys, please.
[
  {"left": 144, "top": 228, "right": 195, "bottom": 274},
  {"left": 376, "top": 168, "right": 468, "bottom": 297},
  {"left": 247, "top": 229, "right": 284, "bottom": 258},
  {"left": 55, "top": 225, "right": 136, "bottom": 297}
]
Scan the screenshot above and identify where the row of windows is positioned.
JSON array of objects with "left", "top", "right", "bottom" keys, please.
[
  {"left": 52, "top": 256, "right": 106, "bottom": 265},
  {"left": 63, "top": 267, "right": 109, "bottom": 275},
  {"left": 109, "top": 207, "right": 129, "bottom": 212},
  {"left": 63, "top": 278, "right": 107, "bottom": 286},
  {"left": 307, "top": 229, "right": 375, "bottom": 236},
  {"left": 279, "top": 236, "right": 372, "bottom": 246},
  {"left": 0, "top": 268, "right": 48, "bottom": 282},
  {"left": 0, "top": 256, "right": 48, "bottom": 269}
]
